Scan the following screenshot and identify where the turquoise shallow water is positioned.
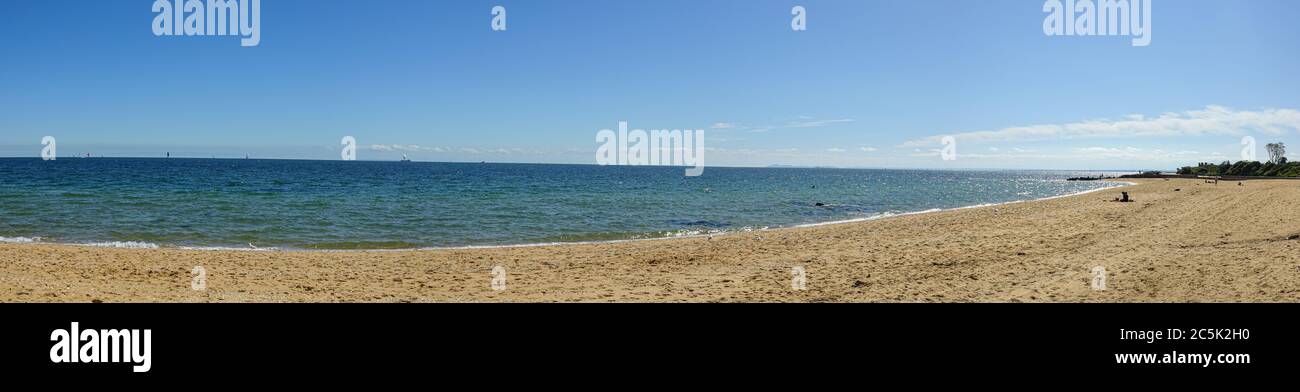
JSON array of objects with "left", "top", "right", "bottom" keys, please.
[{"left": 0, "top": 158, "right": 1127, "bottom": 249}]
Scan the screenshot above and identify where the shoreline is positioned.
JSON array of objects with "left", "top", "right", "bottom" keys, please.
[
  {"left": 0, "top": 181, "right": 1135, "bottom": 253},
  {"left": 789, "top": 180, "right": 1135, "bottom": 229},
  {"left": 5, "top": 177, "right": 1298, "bottom": 303}
]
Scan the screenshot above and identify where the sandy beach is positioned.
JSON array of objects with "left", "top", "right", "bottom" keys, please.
[{"left": 3, "top": 178, "right": 1299, "bottom": 303}]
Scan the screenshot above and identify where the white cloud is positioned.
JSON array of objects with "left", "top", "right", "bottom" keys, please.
[
  {"left": 369, "top": 144, "right": 453, "bottom": 153},
  {"left": 860, "top": 146, "right": 878, "bottom": 152},
  {"left": 369, "top": 144, "right": 544, "bottom": 155},
  {"left": 713, "top": 116, "right": 854, "bottom": 133},
  {"left": 903, "top": 106, "right": 1300, "bottom": 147},
  {"left": 1069, "top": 147, "right": 1210, "bottom": 161},
  {"left": 827, "top": 148, "right": 846, "bottom": 152},
  {"left": 787, "top": 118, "right": 855, "bottom": 128}
]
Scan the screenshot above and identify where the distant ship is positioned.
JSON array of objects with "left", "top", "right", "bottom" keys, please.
[{"left": 401, "top": 154, "right": 411, "bottom": 162}]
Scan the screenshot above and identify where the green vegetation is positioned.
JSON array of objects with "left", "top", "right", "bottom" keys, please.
[
  {"left": 1176, "top": 160, "right": 1300, "bottom": 177},
  {"left": 1176, "top": 142, "right": 1296, "bottom": 177}
]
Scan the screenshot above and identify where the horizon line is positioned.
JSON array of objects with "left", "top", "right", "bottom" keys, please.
[{"left": 0, "top": 156, "right": 1160, "bottom": 173}]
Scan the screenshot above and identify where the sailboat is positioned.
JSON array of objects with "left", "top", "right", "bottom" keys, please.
[{"left": 401, "top": 154, "right": 411, "bottom": 162}]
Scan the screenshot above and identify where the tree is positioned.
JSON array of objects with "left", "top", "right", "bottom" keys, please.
[{"left": 1266, "top": 142, "right": 1287, "bottom": 164}]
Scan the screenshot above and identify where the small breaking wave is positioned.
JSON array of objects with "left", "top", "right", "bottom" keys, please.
[
  {"left": 0, "top": 236, "right": 40, "bottom": 243},
  {"left": 178, "top": 245, "right": 281, "bottom": 251},
  {"left": 86, "top": 241, "right": 159, "bottom": 249},
  {"left": 300, "top": 241, "right": 426, "bottom": 250}
]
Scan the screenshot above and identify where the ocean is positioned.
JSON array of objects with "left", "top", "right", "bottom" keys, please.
[{"left": 0, "top": 158, "right": 1128, "bottom": 250}]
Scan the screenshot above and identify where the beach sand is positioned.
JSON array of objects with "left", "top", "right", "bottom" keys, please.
[{"left": 3, "top": 178, "right": 1300, "bottom": 303}]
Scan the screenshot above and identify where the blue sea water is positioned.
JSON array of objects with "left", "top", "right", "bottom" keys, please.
[{"left": 0, "top": 158, "right": 1128, "bottom": 250}]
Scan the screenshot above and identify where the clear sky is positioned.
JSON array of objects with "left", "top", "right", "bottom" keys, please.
[{"left": 2, "top": 0, "right": 1298, "bottom": 170}]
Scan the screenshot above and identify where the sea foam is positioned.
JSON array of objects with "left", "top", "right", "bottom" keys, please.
[{"left": 87, "top": 241, "right": 160, "bottom": 249}]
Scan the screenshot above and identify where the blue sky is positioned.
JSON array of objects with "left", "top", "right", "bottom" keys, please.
[{"left": 2, "top": 0, "right": 1298, "bottom": 170}]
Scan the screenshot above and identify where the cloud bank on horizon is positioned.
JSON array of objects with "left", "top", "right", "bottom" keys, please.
[{"left": 905, "top": 106, "right": 1300, "bottom": 147}]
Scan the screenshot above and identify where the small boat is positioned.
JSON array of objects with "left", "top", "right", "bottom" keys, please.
[{"left": 401, "top": 154, "right": 411, "bottom": 162}]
